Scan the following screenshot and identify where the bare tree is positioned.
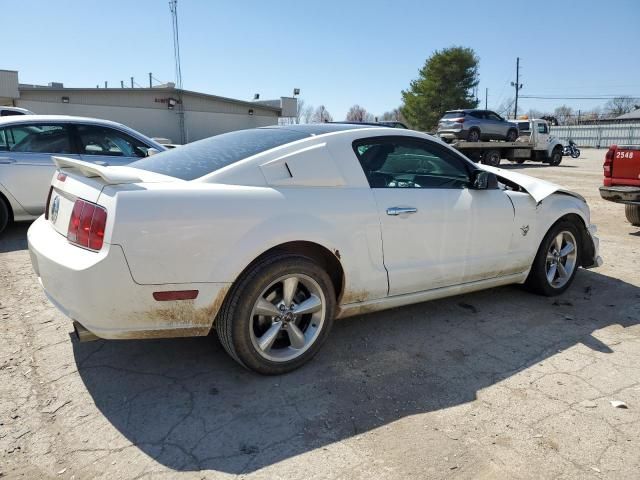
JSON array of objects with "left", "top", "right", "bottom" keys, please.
[
  {"left": 496, "top": 97, "right": 515, "bottom": 118},
  {"left": 346, "top": 104, "right": 371, "bottom": 122},
  {"left": 302, "top": 105, "right": 314, "bottom": 124},
  {"left": 605, "top": 96, "right": 636, "bottom": 116},
  {"left": 294, "top": 99, "right": 306, "bottom": 124},
  {"left": 311, "top": 105, "right": 333, "bottom": 123},
  {"left": 554, "top": 105, "right": 574, "bottom": 125},
  {"left": 379, "top": 108, "right": 402, "bottom": 121}
]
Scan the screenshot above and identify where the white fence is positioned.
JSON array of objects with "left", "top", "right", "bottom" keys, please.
[{"left": 550, "top": 122, "right": 640, "bottom": 148}]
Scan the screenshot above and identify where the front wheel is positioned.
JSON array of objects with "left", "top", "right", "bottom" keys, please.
[
  {"left": 625, "top": 204, "right": 640, "bottom": 226},
  {"left": 571, "top": 149, "right": 581, "bottom": 158},
  {"left": 549, "top": 147, "right": 563, "bottom": 166},
  {"left": 216, "top": 253, "right": 336, "bottom": 375},
  {"left": 524, "top": 220, "right": 581, "bottom": 296}
]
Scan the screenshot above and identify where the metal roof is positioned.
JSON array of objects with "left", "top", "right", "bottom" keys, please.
[
  {"left": 18, "top": 85, "right": 283, "bottom": 113},
  {"left": 616, "top": 109, "right": 640, "bottom": 120}
]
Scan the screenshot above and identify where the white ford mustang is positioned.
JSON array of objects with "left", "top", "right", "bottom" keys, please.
[{"left": 28, "top": 124, "right": 602, "bottom": 374}]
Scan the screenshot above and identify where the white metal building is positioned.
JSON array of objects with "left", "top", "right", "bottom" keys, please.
[{"left": 0, "top": 69, "right": 297, "bottom": 143}]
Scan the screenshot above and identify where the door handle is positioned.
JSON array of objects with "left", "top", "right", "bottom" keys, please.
[{"left": 386, "top": 206, "right": 417, "bottom": 216}]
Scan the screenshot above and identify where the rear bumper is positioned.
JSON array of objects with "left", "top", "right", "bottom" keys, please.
[
  {"left": 599, "top": 185, "right": 640, "bottom": 205},
  {"left": 28, "top": 215, "right": 230, "bottom": 340},
  {"left": 438, "top": 130, "right": 466, "bottom": 141}
]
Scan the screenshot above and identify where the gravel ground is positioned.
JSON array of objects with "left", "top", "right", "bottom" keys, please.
[{"left": 1, "top": 149, "right": 639, "bottom": 479}]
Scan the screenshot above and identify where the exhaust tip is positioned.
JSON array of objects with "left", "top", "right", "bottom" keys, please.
[{"left": 73, "top": 321, "right": 99, "bottom": 342}]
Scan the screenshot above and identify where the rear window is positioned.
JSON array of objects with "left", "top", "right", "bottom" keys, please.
[
  {"left": 442, "top": 112, "right": 466, "bottom": 119},
  {"left": 129, "top": 128, "right": 310, "bottom": 180}
]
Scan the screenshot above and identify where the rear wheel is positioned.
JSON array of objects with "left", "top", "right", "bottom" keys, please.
[
  {"left": 216, "top": 253, "right": 336, "bottom": 375},
  {"left": 506, "top": 129, "right": 518, "bottom": 142},
  {"left": 0, "top": 198, "right": 10, "bottom": 235},
  {"left": 467, "top": 128, "right": 481, "bottom": 142},
  {"left": 549, "top": 147, "right": 563, "bottom": 166},
  {"left": 525, "top": 220, "right": 581, "bottom": 296},
  {"left": 625, "top": 204, "right": 640, "bottom": 226},
  {"left": 482, "top": 149, "right": 501, "bottom": 166}
]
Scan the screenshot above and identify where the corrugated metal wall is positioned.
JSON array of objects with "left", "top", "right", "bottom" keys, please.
[{"left": 550, "top": 123, "right": 640, "bottom": 147}]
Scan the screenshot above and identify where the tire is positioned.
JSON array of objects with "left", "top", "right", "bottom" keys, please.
[
  {"left": 524, "top": 220, "right": 581, "bottom": 296},
  {"left": 467, "top": 129, "right": 480, "bottom": 142},
  {"left": 482, "top": 149, "right": 501, "bottom": 166},
  {"left": 515, "top": 158, "right": 526, "bottom": 164},
  {"left": 216, "top": 253, "right": 336, "bottom": 375},
  {"left": 549, "top": 147, "right": 563, "bottom": 166},
  {"left": 625, "top": 204, "right": 640, "bottom": 226},
  {"left": 506, "top": 129, "right": 518, "bottom": 142},
  {"left": 571, "top": 149, "right": 580, "bottom": 159},
  {"left": 0, "top": 197, "right": 10, "bottom": 235}
]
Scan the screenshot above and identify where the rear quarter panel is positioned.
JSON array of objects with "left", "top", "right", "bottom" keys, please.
[{"left": 103, "top": 183, "right": 389, "bottom": 304}]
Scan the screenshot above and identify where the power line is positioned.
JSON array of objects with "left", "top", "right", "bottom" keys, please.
[{"left": 521, "top": 95, "right": 640, "bottom": 100}]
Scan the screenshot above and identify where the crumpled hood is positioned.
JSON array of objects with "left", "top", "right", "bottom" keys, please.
[{"left": 479, "top": 164, "right": 586, "bottom": 204}]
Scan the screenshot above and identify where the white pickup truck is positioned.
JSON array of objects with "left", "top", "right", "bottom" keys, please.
[{"left": 445, "top": 118, "right": 565, "bottom": 167}]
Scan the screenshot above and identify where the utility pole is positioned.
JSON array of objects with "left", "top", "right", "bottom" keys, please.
[
  {"left": 485, "top": 88, "right": 488, "bottom": 109},
  {"left": 170, "top": 0, "right": 186, "bottom": 144},
  {"left": 511, "top": 57, "right": 523, "bottom": 119},
  {"left": 149, "top": 72, "right": 153, "bottom": 88}
]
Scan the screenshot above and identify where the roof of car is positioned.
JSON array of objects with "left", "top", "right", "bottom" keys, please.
[
  {"left": 0, "top": 114, "right": 130, "bottom": 128},
  {"left": 261, "top": 123, "right": 381, "bottom": 136}
]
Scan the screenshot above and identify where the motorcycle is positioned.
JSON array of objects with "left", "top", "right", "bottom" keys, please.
[{"left": 563, "top": 140, "right": 581, "bottom": 158}]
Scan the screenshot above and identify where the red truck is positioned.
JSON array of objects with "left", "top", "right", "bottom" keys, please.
[{"left": 600, "top": 145, "right": 640, "bottom": 226}]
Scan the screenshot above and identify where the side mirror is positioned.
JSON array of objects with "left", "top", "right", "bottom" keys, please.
[
  {"left": 147, "top": 147, "right": 161, "bottom": 157},
  {"left": 470, "top": 170, "right": 498, "bottom": 190}
]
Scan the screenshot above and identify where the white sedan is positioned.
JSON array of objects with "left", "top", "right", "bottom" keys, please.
[{"left": 28, "top": 124, "right": 602, "bottom": 374}]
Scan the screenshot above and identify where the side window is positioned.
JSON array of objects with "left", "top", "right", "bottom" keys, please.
[
  {"left": 469, "top": 111, "right": 484, "bottom": 119},
  {"left": 8, "top": 124, "right": 72, "bottom": 153},
  {"left": 0, "top": 128, "right": 6, "bottom": 151},
  {"left": 1, "top": 110, "right": 25, "bottom": 117},
  {"left": 486, "top": 112, "right": 502, "bottom": 121},
  {"left": 353, "top": 137, "right": 470, "bottom": 189},
  {"left": 76, "top": 125, "right": 150, "bottom": 158},
  {"left": 537, "top": 123, "right": 549, "bottom": 134}
]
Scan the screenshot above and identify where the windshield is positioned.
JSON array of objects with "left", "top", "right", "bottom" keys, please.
[{"left": 129, "top": 128, "right": 310, "bottom": 180}]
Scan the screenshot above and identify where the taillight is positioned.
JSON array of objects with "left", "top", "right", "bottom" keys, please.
[
  {"left": 604, "top": 145, "right": 616, "bottom": 178},
  {"left": 57, "top": 172, "right": 67, "bottom": 182},
  {"left": 452, "top": 117, "right": 465, "bottom": 124},
  {"left": 67, "top": 199, "right": 107, "bottom": 251}
]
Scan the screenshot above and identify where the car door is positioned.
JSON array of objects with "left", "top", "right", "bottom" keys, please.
[
  {"left": 75, "top": 124, "right": 152, "bottom": 166},
  {"left": 484, "top": 111, "right": 504, "bottom": 138},
  {"left": 0, "top": 122, "right": 80, "bottom": 215},
  {"left": 353, "top": 136, "right": 515, "bottom": 296}
]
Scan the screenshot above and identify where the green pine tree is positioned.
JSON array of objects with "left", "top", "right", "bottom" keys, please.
[{"left": 401, "top": 47, "right": 480, "bottom": 131}]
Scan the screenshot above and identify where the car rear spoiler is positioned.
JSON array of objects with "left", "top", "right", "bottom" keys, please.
[{"left": 53, "top": 156, "right": 144, "bottom": 184}]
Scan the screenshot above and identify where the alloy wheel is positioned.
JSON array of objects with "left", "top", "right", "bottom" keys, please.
[
  {"left": 545, "top": 231, "right": 578, "bottom": 288},
  {"left": 249, "top": 273, "right": 326, "bottom": 362}
]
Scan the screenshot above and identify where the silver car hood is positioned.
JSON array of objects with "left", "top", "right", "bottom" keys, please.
[{"left": 479, "top": 164, "right": 586, "bottom": 204}]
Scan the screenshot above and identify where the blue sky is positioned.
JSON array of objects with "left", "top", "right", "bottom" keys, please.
[{"left": 4, "top": 0, "right": 639, "bottom": 119}]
